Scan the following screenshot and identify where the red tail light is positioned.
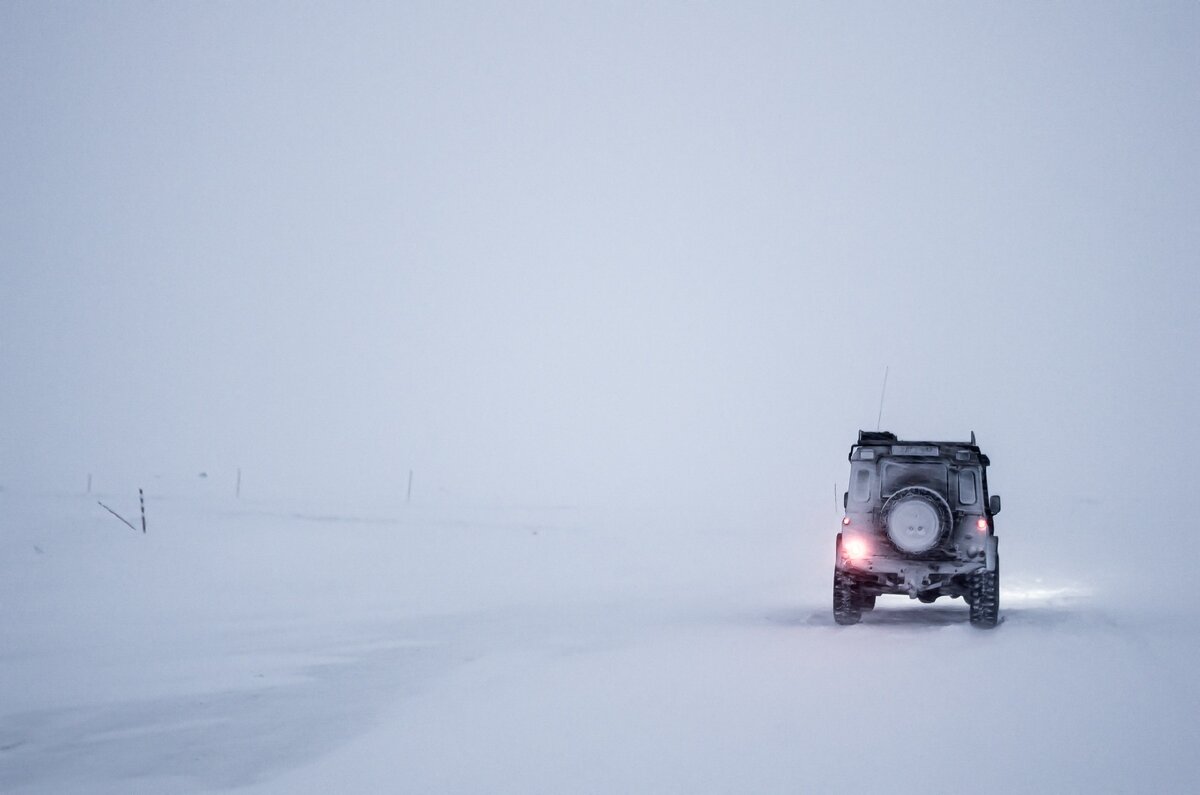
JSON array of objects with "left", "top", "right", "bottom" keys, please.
[
  {"left": 842, "top": 516, "right": 851, "bottom": 526},
  {"left": 977, "top": 517, "right": 988, "bottom": 532},
  {"left": 843, "top": 537, "right": 868, "bottom": 560}
]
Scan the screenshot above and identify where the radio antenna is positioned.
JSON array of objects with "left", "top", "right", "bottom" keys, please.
[{"left": 875, "top": 365, "right": 889, "bottom": 431}]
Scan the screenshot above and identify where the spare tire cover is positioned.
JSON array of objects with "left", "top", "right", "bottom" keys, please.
[{"left": 885, "top": 488, "right": 950, "bottom": 554}]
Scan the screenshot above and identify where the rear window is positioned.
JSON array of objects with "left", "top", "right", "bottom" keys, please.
[
  {"left": 850, "top": 465, "right": 873, "bottom": 502},
  {"left": 958, "top": 470, "right": 979, "bottom": 505},
  {"left": 881, "top": 461, "right": 948, "bottom": 497}
]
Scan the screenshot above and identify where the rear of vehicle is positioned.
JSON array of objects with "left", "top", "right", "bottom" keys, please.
[{"left": 833, "top": 430, "right": 1001, "bottom": 627}]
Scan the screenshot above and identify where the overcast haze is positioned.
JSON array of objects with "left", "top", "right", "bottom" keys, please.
[
  {"left": 3, "top": 3, "right": 1198, "bottom": 522},
  {"left": 6, "top": 4, "right": 1200, "bottom": 792}
]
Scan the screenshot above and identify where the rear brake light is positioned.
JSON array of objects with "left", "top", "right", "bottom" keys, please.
[
  {"left": 977, "top": 517, "right": 988, "bottom": 532},
  {"left": 842, "top": 516, "right": 851, "bottom": 526},
  {"left": 843, "top": 537, "right": 868, "bottom": 560}
]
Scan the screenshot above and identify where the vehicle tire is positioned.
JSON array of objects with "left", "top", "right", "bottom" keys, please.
[
  {"left": 882, "top": 487, "right": 953, "bottom": 554},
  {"left": 969, "top": 562, "right": 1000, "bottom": 628},
  {"left": 861, "top": 593, "right": 876, "bottom": 611},
  {"left": 918, "top": 592, "right": 938, "bottom": 604},
  {"left": 833, "top": 571, "right": 862, "bottom": 625}
]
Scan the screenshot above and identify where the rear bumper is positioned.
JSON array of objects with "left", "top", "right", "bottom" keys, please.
[
  {"left": 845, "top": 555, "right": 983, "bottom": 576},
  {"left": 838, "top": 536, "right": 998, "bottom": 596}
]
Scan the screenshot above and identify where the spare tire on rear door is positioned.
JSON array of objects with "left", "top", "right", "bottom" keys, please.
[{"left": 882, "top": 487, "right": 952, "bottom": 554}]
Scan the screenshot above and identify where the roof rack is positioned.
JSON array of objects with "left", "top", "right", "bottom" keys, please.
[{"left": 856, "top": 429, "right": 981, "bottom": 448}]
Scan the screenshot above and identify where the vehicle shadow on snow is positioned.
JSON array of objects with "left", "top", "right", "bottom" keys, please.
[
  {"left": 768, "top": 602, "right": 1079, "bottom": 629},
  {"left": 860, "top": 604, "right": 971, "bottom": 626},
  {"left": 812, "top": 604, "right": 975, "bottom": 628},
  {"left": 762, "top": 602, "right": 972, "bottom": 629}
]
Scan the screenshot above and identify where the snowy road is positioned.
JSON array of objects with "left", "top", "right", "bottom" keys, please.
[
  {"left": 2, "top": 493, "right": 1197, "bottom": 794},
  {"left": 240, "top": 602, "right": 1199, "bottom": 794}
]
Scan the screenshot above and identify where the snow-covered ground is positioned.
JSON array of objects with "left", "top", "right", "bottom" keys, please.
[{"left": 2, "top": 489, "right": 1197, "bottom": 794}]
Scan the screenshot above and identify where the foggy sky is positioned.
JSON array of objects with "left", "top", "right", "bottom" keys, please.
[{"left": 2, "top": 2, "right": 1198, "bottom": 522}]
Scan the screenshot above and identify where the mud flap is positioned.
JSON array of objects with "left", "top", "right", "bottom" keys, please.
[{"left": 985, "top": 536, "right": 999, "bottom": 573}]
